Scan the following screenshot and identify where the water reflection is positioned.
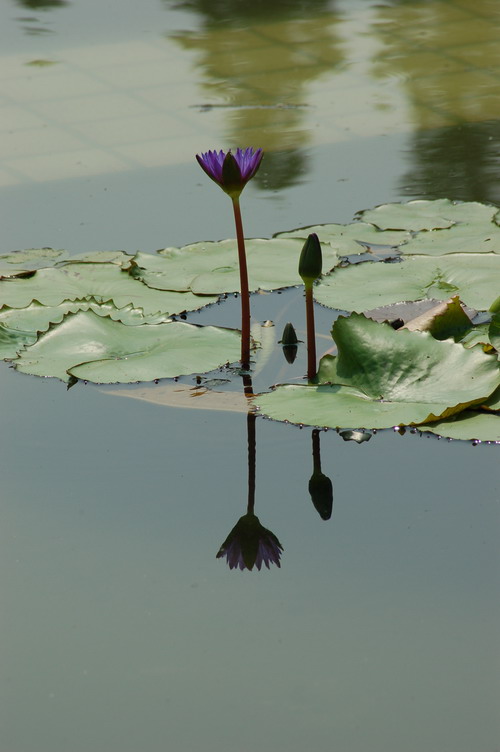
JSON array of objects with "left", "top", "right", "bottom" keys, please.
[
  {"left": 14, "top": 0, "right": 69, "bottom": 9},
  {"left": 371, "top": 0, "right": 500, "bottom": 203},
  {"left": 216, "top": 406, "right": 283, "bottom": 571},
  {"left": 168, "top": 1, "right": 343, "bottom": 189},
  {"left": 308, "top": 428, "right": 333, "bottom": 521},
  {"left": 402, "top": 121, "right": 500, "bottom": 205}
]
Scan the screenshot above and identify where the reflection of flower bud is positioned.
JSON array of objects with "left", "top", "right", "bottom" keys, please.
[
  {"left": 196, "top": 148, "right": 263, "bottom": 199},
  {"left": 216, "top": 513, "right": 283, "bottom": 571},
  {"left": 298, "top": 233, "right": 322, "bottom": 286},
  {"left": 279, "top": 322, "right": 299, "bottom": 364},
  {"left": 308, "top": 471, "right": 333, "bottom": 520}
]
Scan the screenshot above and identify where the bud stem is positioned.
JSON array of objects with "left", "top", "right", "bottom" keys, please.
[
  {"left": 232, "top": 197, "right": 251, "bottom": 369},
  {"left": 305, "top": 282, "right": 317, "bottom": 381}
]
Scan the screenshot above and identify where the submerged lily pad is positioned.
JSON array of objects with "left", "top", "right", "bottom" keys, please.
[
  {"left": 12, "top": 311, "right": 241, "bottom": 383},
  {"left": 131, "top": 237, "right": 336, "bottom": 295},
  {"left": 315, "top": 253, "right": 500, "bottom": 312},
  {"left": 0, "top": 247, "right": 68, "bottom": 275},
  {"left": 254, "top": 314, "right": 500, "bottom": 430},
  {"left": 0, "top": 262, "right": 216, "bottom": 315},
  {"left": 358, "top": 199, "right": 498, "bottom": 231}
]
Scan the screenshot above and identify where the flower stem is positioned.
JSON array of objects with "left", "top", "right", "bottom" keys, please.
[
  {"left": 305, "top": 282, "right": 317, "bottom": 381},
  {"left": 232, "top": 197, "right": 251, "bottom": 370}
]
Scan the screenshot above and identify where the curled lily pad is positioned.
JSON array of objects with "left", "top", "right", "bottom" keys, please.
[
  {"left": 131, "top": 237, "right": 336, "bottom": 295},
  {"left": 315, "top": 253, "right": 500, "bottom": 312},
  {"left": 254, "top": 314, "right": 500, "bottom": 430},
  {"left": 12, "top": 311, "right": 242, "bottom": 383}
]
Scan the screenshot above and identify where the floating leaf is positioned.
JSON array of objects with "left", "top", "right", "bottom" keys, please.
[
  {"left": 12, "top": 311, "right": 241, "bottom": 383},
  {"left": 131, "top": 237, "right": 336, "bottom": 295},
  {"left": 358, "top": 199, "right": 498, "bottom": 231},
  {"left": 315, "top": 254, "right": 500, "bottom": 312},
  {"left": 254, "top": 314, "right": 500, "bottom": 430},
  {"left": 0, "top": 262, "right": 216, "bottom": 315}
]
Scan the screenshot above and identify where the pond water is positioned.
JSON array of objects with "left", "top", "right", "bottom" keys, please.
[{"left": 1, "top": 1, "right": 499, "bottom": 751}]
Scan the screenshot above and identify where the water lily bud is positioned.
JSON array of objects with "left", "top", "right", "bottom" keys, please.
[{"left": 299, "top": 233, "right": 322, "bottom": 285}]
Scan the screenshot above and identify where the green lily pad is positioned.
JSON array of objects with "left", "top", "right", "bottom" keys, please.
[
  {"left": 131, "top": 237, "right": 336, "bottom": 295},
  {"left": 12, "top": 311, "right": 241, "bottom": 383},
  {"left": 254, "top": 314, "right": 500, "bottom": 429},
  {"left": 0, "top": 262, "right": 216, "bottom": 315},
  {"left": 275, "top": 222, "right": 411, "bottom": 256},
  {"left": 315, "top": 254, "right": 500, "bottom": 312},
  {"left": 358, "top": 199, "right": 498, "bottom": 231}
]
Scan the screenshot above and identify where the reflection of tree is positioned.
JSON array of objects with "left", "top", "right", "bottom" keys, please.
[
  {"left": 403, "top": 121, "right": 500, "bottom": 204},
  {"left": 166, "top": 0, "right": 342, "bottom": 189},
  {"left": 14, "top": 0, "right": 69, "bottom": 9},
  {"left": 371, "top": 1, "right": 500, "bottom": 202}
]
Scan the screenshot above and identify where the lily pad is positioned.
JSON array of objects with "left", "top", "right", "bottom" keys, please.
[
  {"left": 12, "top": 311, "right": 241, "bottom": 383},
  {"left": 0, "top": 262, "right": 216, "bottom": 315},
  {"left": 358, "top": 199, "right": 498, "bottom": 231},
  {"left": 131, "top": 237, "right": 336, "bottom": 295},
  {"left": 0, "top": 324, "right": 37, "bottom": 360},
  {"left": 315, "top": 254, "right": 500, "bottom": 312},
  {"left": 254, "top": 314, "right": 500, "bottom": 429}
]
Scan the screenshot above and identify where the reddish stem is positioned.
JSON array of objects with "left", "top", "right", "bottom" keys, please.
[
  {"left": 232, "top": 197, "right": 251, "bottom": 370},
  {"left": 305, "top": 283, "right": 317, "bottom": 381}
]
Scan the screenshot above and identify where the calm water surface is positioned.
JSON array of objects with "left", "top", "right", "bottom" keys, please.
[{"left": 0, "top": 1, "right": 499, "bottom": 751}]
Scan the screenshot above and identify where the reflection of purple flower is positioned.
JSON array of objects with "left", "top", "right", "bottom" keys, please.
[
  {"left": 196, "top": 148, "right": 263, "bottom": 198},
  {"left": 216, "top": 513, "right": 283, "bottom": 571}
]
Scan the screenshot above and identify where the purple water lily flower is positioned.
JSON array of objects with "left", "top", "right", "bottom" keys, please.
[
  {"left": 196, "top": 147, "right": 263, "bottom": 198},
  {"left": 216, "top": 513, "right": 283, "bottom": 571}
]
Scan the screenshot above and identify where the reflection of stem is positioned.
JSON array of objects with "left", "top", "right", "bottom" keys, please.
[
  {"left": 305, "top": 283, "right": 317, "bottom": 381},
  {"left": 312, "top": 428, "right": 322, "bottom": 472},
  {"left": 232, "top": 197, "right": 251, "bottom": 370},
  {"left": 247, "top": 410, "right": 256, "bottom": 516}
]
